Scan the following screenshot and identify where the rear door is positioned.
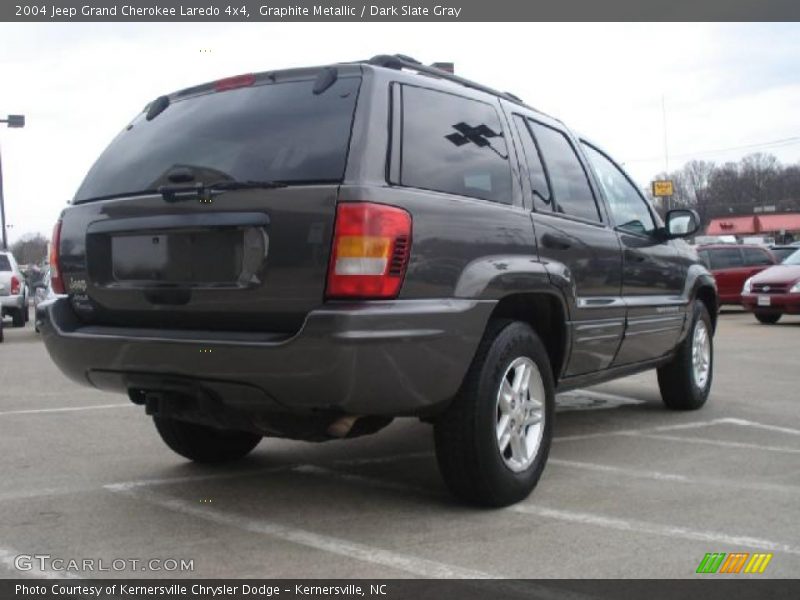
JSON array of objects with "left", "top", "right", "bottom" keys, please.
[
  {"left": 514, "top": 116, "right": 624, "bottom": 376},
  {"left": 59, "top": 70, "right": 362, "bottom": 334},
  {"left": 581, "top": 143, "right": 686, "bottom": 365}
]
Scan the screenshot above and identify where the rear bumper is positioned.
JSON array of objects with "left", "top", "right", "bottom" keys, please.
[
  {"left": 38, "top": 296, "right": 495, "bottom": 416},
  {"left": 0, "top": 294, "right": 25, "bottom": 312},
  {"left": 741, "top": 293, "right": 800, "bottom": 314}
]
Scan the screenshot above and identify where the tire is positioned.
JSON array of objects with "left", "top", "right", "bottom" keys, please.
[
  {"left": 11, "top": 308, "right": 25, "bottom": 328},
  {"left": 754, "top": 311, "right": 781, "bottom": 325},
  {"left": 657, "top": 300, "right": 713, "bottom": 411},
  {"left": 153, "top": 417, "right": 262, "bottom": 463},
  {"left": 434, "top": 320, "right": 555, "bottom": 507}
]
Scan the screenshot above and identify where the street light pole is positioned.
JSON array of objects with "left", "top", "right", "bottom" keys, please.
[{"left": 0, "top": 114, "right": 26, "bottom": 250}]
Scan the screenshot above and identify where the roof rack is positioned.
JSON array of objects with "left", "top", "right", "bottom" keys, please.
[{"left": 365, "top": 54, "right": 535, "bottom": 111}]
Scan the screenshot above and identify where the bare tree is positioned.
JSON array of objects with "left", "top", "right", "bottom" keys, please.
[{"left": 10, "top": 232, "right": 49, "bottom": 266}]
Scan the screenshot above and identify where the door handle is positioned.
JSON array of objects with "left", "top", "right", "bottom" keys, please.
[
  {"left": 625, "top": 250, "right": 647, "bottom": 263},
  {"left": 541, "top": 233, "right": 572, "bottom": 250}
]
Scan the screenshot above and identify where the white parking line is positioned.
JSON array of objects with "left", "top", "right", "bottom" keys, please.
[
  {"left": 0, "top": 404, "right": 131, "bottom": 416},
  {"left": 625, "top": 432, "right": 800, "bottom": 454},
  {"left": 510, "top": 505, "right": 800, "bottom": 556},
  {"left": 109, "top": 486, "right": 496, "bottom": 579},
  {"left": 548, "top": 459, "right": 800, "bottom": 494},
  {"left": 553, "top": 418, "right": 732, "bottom": 442},
  {"left": 720, "top": 417, "right": 800, "bottom": 437},
  {"left": 556, "top": 389, "right": 645, "bottom": 412},
  {"left": 0, "top": 546, "right": 81, "bottom": 579},
  {"left": 104, "top": 464, "right": 295, "bottom": 493},
  {"left": 548, "top": 459, "right": 690, "bottom": 482},
  {"left": 291, "top": 464, "right": 800, "bottom": 557}
]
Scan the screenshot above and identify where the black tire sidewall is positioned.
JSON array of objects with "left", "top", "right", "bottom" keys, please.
[{"left": 473, "top": 323, "right": 555, "bottom": 504}]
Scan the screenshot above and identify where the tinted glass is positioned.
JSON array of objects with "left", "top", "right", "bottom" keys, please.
[
  {"left": 0, "top": 255, "right": 10, "bottom": 271},
  {"left": 583, "top": 144, "right": 655, "bottom": 235},
  {"left": 783, "top": 249, "right": 800, "bottom": 265},
  {"left": 528, "top": 122, "right": 600, "bottom": 222},
  {"left": 708, "top": 248, "right": 743, "bottom": 269},
  {"left": 400, "top": 86, "right": 512, "bottom": 204},
  {"left": 513, "top": 115, "right": 551, "bottom": 210},
  {"left": 742, "top": 247, "right": 773, "bottom": 266},
  {"left": 75, "top": 77, "right": 362, "bottom": 202},
  {"left": 770, "top": 247, "right": 796, "bottom": 262}
]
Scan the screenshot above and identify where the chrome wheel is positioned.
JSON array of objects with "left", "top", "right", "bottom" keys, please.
[
  {"left": 691, "top": 320, "right": 711, "bottom": 389},
  {"left": 496, "top": 357, "right": 545, "bottom": 473}
]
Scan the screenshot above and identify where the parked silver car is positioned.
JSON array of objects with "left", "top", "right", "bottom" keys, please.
[{"left": 0, "top": 250, "right": 29, "bottom": 327}]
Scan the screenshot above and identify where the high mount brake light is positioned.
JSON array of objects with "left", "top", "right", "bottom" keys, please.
[
  {"left": 214, "top": 73, "right": 256, "bottom": 92},
  {"left": 49, "top": 220, "right": 65, "bottom": 294},
  {"left": 326, "top": 203, "right": 412, "bottom": 299}
]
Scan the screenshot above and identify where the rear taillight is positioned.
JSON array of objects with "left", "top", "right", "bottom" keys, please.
[
  {"left": 49, "top": 220, "right": 65, "bottom": 294},
  {"left": 326, "top": 202, "right": 412, "bottom": 299},
  {"left": 10, "top": 275, "right": 20, "bottom": 295}
]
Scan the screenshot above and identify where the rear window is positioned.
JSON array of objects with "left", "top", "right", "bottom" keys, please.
[
  {"left": 74, "top": 76, "right": 362, "bottom": 202},
  {"left": 397, "top": 85, "right": 512, "bottom": 204},
  {"left": 0, "top": 255, "right": 11, "bottom": 271},
  {"left": 707, "top": 247, "right": 743, "bottom": 269}
]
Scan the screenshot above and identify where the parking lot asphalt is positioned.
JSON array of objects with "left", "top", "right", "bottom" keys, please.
[{"left": 0, "top": 308, "right": 798, "bottom": 579}]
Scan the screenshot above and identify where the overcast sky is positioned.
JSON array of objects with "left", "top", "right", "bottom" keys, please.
[{"left": 1, "top": 22, "right": 799, "bottom": 242}]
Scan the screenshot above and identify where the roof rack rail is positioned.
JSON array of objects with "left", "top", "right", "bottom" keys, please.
[{"left": 365, "top": 54, "right": 533, "bottom": 110}]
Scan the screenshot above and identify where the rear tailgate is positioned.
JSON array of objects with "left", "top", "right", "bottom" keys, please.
[
  {"left": 59, "top": 68, "right": 362, "bottom": 334},
  {"left": 0, "top": 255, "right": 12, "bottom": 296}
]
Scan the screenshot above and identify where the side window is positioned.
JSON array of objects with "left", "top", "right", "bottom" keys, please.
[
  {"left": 0, "top": 255, "right": 11, "bottom": 271},
  {"left": 399, "top": 86, "right": 512, "bottom": 204},
  {"left": 512, "top": 115, "right": 551, "bottom": 211},
  {"left": 708, "top": 248, "right": 743, "bottom": 269},
  {"left": 527, "top": 121, "right": 601, "bottom": 222},
  {"left": 582, "top": 143, "right": 656, "bottom": 236},
  {"left": 742, "top": 247, "right": 773, "bottom": 266}
]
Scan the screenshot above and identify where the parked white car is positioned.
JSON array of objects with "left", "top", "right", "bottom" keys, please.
[{"left": 0, "top": 250, "right": 29, "bottom": 327}]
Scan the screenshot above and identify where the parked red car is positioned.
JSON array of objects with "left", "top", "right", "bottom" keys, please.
[
  {"left": 696, "top": 244, "right": 777, "bottom": 305},
  {"left": 741, "top": 248, "right": 800, "bottom": 323}
]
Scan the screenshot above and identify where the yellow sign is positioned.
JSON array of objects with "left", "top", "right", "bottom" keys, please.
[{"left": 652, "top": 180, "right": 674, "bottom": 197}]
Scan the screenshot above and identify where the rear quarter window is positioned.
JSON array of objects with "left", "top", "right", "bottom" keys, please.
[
  {"left": 0, "top": 255, "right": 11, "bottom": 271},
  {"left": 397, "top": 85, "right": 512, "bottom": 205}
]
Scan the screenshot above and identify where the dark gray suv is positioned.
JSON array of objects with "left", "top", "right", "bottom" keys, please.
[{"left": 38, "top": 55, "right": 717, "bottom": 507}]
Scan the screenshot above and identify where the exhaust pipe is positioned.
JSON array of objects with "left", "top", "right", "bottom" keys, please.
[{"left": 327, "top": 415, "right": 360, "bottom": 438}]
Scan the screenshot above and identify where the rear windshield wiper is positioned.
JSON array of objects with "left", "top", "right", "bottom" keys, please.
[{"left": 158, "top": 180, "right": 288, "bottom": 202}]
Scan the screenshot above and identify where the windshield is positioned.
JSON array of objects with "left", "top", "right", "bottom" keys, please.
[
  {"left": 781, "top": 249, "right": 800, "bottom": 265},
  {"left": 74, "top": 76, "right": 361, "bottom": 202}
]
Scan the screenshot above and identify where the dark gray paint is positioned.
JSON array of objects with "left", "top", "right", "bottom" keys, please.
[{"left": 40, "top": 62, "right": 718, "bottom": 431}]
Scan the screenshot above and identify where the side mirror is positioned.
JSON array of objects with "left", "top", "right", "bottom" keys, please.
[{"left": 664, "top": 209, "right": 700, "bottom": 239}]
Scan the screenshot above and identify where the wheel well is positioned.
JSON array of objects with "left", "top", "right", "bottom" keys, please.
[
  {"left": 489, "top": 293, "right": 567, "bottom": 383},
  {"left": 695, "top": 286, "right": 718, "bottom": 332}
]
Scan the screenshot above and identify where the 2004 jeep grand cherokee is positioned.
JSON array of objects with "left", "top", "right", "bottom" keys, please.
[{"left": 38, "top": 55, "right": 718, "bottom": 507}]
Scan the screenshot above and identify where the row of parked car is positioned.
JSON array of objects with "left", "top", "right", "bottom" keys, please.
[
  {"left": 0, "top": 249, "right": 52, "bottom": 342},
  {"left": 697, "top": 242, "right": 800, "bottom": 323}
]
